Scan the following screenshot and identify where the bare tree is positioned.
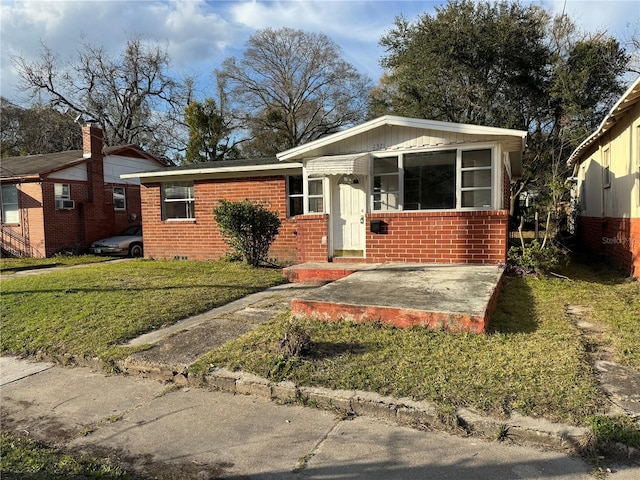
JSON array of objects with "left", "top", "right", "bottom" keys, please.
[
  {"left": 217, "top": 27, "right": 372, "bottom": 157},
  {"left": 13, "top": 37, "right": 187, "bottom": 161}
]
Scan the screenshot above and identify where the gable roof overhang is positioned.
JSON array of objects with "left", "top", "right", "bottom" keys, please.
[
  {"left": 104, "top": 144, "right": 166, "bottom": 166},
  {"left": 121, "top": 158, "right": 303, "bottom": 183},
  {"left": 277, "top": 115, "right": 528, "bottom": 162},
  {"left": 568, "top": 76, "right": 640, "bottom": 167},
  {"left": 1, "top": 150, "right": 85, "bottom": 180}
]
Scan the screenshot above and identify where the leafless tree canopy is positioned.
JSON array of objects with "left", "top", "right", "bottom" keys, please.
[
  {"left": 217, "top": 27, "right": 372, "bottom": 156},
  {"left": 13, "top": 37, "right": 187, "bottom": 161}
]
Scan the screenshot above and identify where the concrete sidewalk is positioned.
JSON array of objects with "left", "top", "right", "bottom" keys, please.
[{"left": 2, "top": 357, "right": 639, "bottom": 479}]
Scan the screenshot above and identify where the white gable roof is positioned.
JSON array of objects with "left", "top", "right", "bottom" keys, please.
[
  {"left": 568, "top": 76, "right": 640, "bottom": 166},
  {"left": 277, "top": 115, "right": 527, "bottom": 161}
]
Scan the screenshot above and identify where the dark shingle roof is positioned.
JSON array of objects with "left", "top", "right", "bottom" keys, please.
[
  {"left": 159, "top": 157, "right": 281, "bottom": 173},
  {"left": 1, "top": 150, "right": 84, "bottom": 178}
]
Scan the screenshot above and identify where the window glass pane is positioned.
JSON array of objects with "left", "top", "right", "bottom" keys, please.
[
  {"left": 462, "top": 149, "right": 491, "bottom": 168},
  {"left": 289, "top": 197, "right": 303, "bottom": 216},
  {"left": 462, "top": 170, "right": 492, "bottom": 188},
  {"left": 288, "top": 175, "right": 303, "bottom": 195},
  {"left": 373, "top": 157, "right": 398, "bottom": 174},
  {"left": 374, "top": 192, "right": 399, "bottom": 211},
  {"left": 162, "top": 182, "right": 195, "bottom": 219},
  {"left": 164, "top": 185, "right": 193, "bottom": 200},
  {"left": 2, "top": 185, "right": 18, "bottom": 204},
  {"left": 462, "top": 190, "right": 492, "bottom": 208},
  {"left": 308, "top": 179, "right": 323, "bottom": 196},
  {"left": 308, "top": 197, "right": 324, "bottom": 213},
  {"left": 164, "top": 201, "right": 194, "bottom": 219},
  {"left": 404, "top": 151, "right": 456, "bottom": 209},
  {"left": 374, "top": 175, "right": 399, "bottom": 192},
  {"left": 113, "top": 187, "right": 126, "bottom": 210},
  {"left": 54, "top": 183, "right": 70, "bottom": 199},
  {"left": 1, "top": 185, "right": 19, "bottom": 223}
]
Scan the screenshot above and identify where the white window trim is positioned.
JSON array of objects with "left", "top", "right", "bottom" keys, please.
[
  {"left": 54, "top": 183, "right": 71, "bottom": 200},
  {"left": 372, "top": 155, "right": 400, "bottom": 212},
  {"left": 370, "top": 143, "right": 498, "bottom": 212},
  {"left": 1, "top": 184, "right": 19, "bottom": 224},
  {"left": 603, "top": 147, "right": 611, "bottom": 189},
  {"left": 161, "top": 182, "right": 195, "bottom": 221},
  {"left": 306, "top": 177, "right": 325, "bottom": 214}
]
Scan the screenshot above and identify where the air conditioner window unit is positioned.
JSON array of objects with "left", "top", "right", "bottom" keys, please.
[{"left": 55, "top": 199, "right": 75, "bottom": 209}]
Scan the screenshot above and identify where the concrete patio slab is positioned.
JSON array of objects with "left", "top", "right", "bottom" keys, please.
[{"left": 290, "top": 263, "right": 504, "bottom": 332}]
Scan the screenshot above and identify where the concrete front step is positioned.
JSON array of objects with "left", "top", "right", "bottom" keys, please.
[{"left": 283, "top": 262, "right": 380, "bottom": 284}]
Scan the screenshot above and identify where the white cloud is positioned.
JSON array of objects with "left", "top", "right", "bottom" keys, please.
[
  {"left": 0, "top": 0, "right": 241, "bottom": 101},
  {"left": 1, "top": 0, "right": 636, "bottom": 103}
]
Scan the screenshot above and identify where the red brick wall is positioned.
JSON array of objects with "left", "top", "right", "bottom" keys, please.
[
  {"left": 38, "top": 180, "right": 143, "bottom": 256},
  {"left": 2, "top": 181, "right": 47, "bottom": 257},
  {"left": 141, "top": 176, "right": 298, "bottom": 262},
  {"left": 365, "top": 210, "right": 509, "bottom": 264},
  {"left": 579, "top": 216, "right": 640, "bottom": 277},
  {"left": 41, "top": 180, "right": 89, "bottom": 255},
  {"left": 295, "top": 214, "right": 329, "bottom": 262}
]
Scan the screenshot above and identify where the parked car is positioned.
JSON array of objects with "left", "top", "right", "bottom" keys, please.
[{"left": 90, "top": 225, "right": 143, "bottom": 257}]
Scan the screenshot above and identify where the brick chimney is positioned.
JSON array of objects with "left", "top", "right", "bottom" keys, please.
[
  {"left": 81, "top": 122, "right": 106, "bottom": 244},
  {"left": 82, "top": 121, "right": 103, "bottom": 158}
]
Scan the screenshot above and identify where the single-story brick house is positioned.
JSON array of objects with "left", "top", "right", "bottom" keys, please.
[
  {"left": 1, "top": 123, "right": 165, "bottom": 257},
  {"left": 568, "top": 76, "right": 640, "bottom": 277},
  {"left": 124, "top": 115, "right": 527, "bottom": 264}
]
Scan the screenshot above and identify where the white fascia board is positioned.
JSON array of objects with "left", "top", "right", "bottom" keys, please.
[
  {"left": 121, "top": 162, "right": 303, "bottom": 180},
  {"left": 277, "top": 115, "right": 528, "bottom": 161}
]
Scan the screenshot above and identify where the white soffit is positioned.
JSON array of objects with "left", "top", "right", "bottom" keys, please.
[{"left": 305, "top": 153, "right": 370, "bottom": 177}]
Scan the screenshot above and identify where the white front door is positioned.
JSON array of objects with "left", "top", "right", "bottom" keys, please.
[{"left": 332, "top": 178, "right": 366, "bottom": 257}]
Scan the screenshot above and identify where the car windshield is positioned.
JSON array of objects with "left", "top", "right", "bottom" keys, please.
[{"left": 121, "top": 226, "right": 142, "bottom": 236}]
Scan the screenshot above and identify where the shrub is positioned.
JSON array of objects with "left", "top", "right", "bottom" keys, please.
[
  {"left": 507, "top": 240, "right": 566, "bottom": 275},
  {"left": 213, "top": 199, "right": 281, "bottom": 267}
]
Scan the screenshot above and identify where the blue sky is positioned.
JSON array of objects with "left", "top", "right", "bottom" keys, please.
[{"left": 1, "top": 0, "right": 638, "bottom": 105}]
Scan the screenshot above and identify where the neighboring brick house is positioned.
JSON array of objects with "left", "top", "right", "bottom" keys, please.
[
  {"left": 568, "top": 77, "right": 640, "bottom": 277},
  {"left": 1, "top": 123, "right": 165, "bottom": 257},
  {"left": 124, "top": 116, "right": 526, "bottom": 264}
]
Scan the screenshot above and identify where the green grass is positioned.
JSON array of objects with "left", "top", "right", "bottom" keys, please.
[
  {"left": 1, "top": 254, "right": 112, "bottom": 275},
  {"left": 192, "top": 260, "right": 639, "bottom": 426},
  {"left": 1, "top": 259, "right": 283, "bottom": 364},
  {"left": 1, "top": 433, "right": 138, "bottom": 479}
]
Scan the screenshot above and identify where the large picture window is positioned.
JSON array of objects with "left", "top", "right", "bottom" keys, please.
[
  {"left": 404, "top": 151, "right": 456, "bottom": 210},
  {"left": 371, "top": 148, "right": 494, "bottom": 211},
  {"left": 162, "top": 182, "right": 195, "bottom": 220},
  {"left": 1, "top": 184, "right": 19, "bottom": 224}
]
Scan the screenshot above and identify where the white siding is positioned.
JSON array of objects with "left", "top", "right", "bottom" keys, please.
[
  {"left": 301, "top": 125, "right": 521, "bottom": 158},
  {"left": 47, "top": 164, "right": 88, "bottom": 182},
  {"left": 576, "top": 101, "right": 640, "bottom": 219},
  {"left": 105, "top": 155, "right": 160, "bottom": 185}
]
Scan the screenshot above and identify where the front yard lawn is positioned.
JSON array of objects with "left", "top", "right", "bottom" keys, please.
[
  {"left": 0, "top": 260, "right": 283, "bottom": 365},
  {"left": 192, "top": 260, "right": 639, "bottom": 426}
]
